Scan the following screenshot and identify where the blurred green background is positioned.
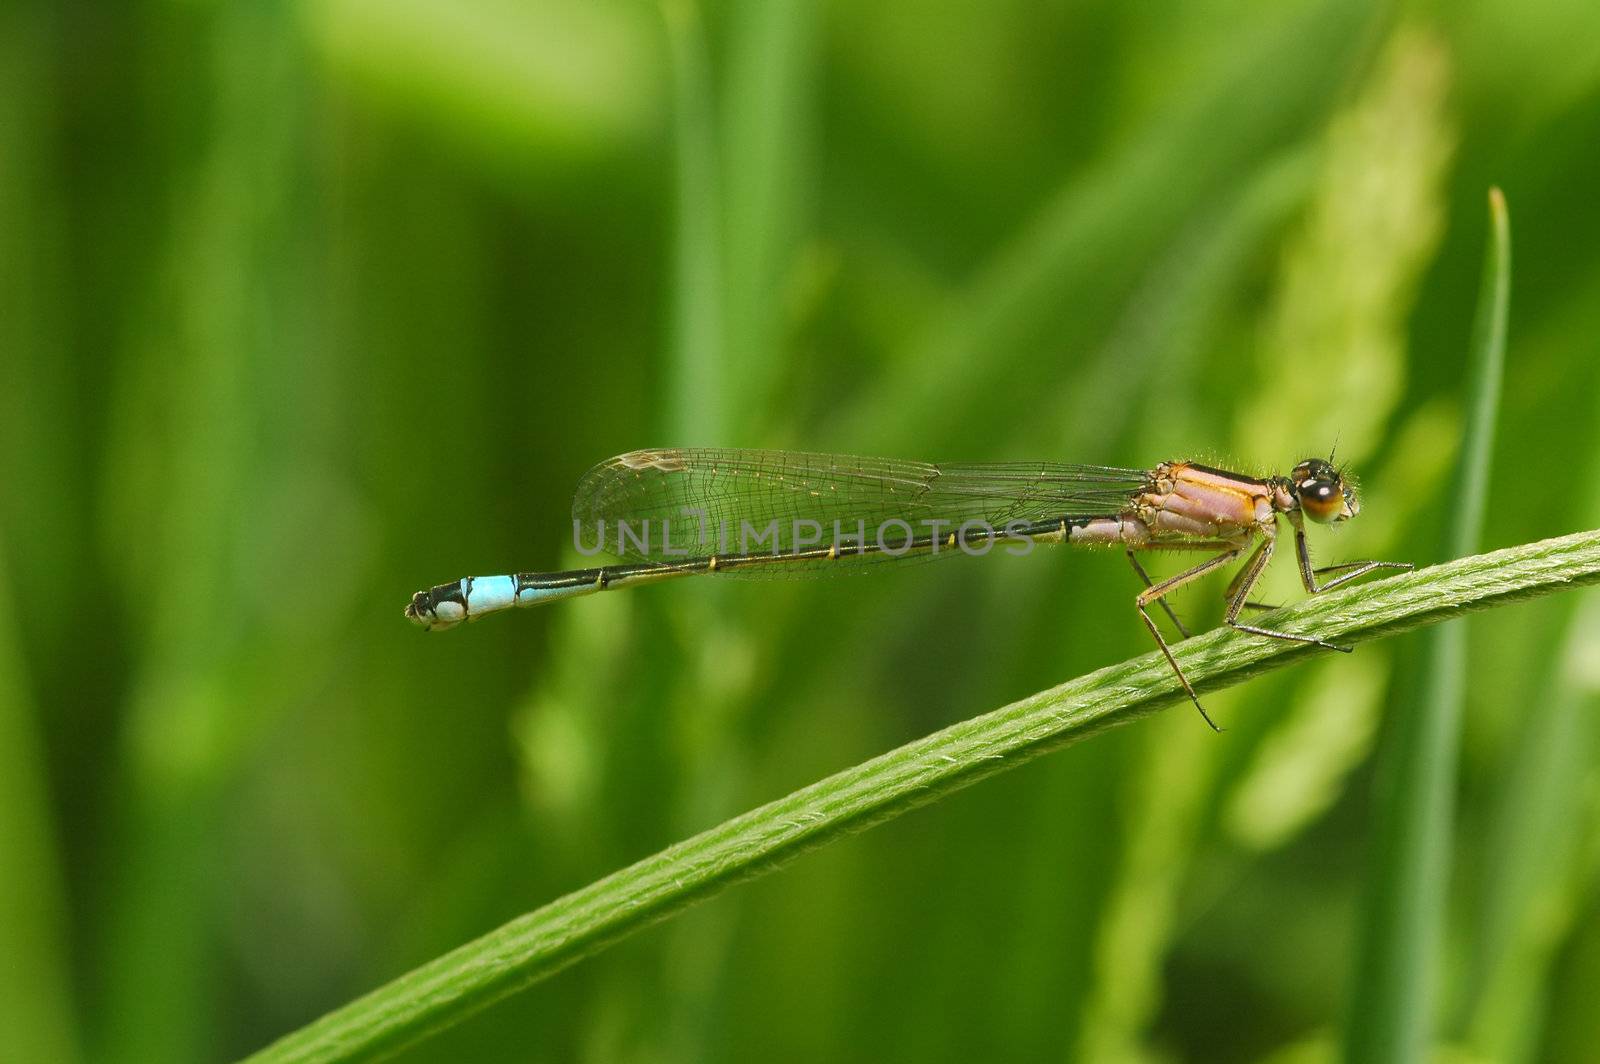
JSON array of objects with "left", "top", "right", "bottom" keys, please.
[{"left": 5, "top": 0, "right": 1600, "bottom": 1060}]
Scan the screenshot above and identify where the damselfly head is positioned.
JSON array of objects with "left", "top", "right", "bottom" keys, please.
[{"left": 1291, "top": 458, "right": 1357, "bottom": 523}]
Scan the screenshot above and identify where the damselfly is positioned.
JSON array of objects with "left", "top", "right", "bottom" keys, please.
[{"left": 406, "top": 449, "right": 1411, "bottom": 729}]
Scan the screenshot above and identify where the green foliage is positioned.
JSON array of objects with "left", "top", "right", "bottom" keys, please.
[
  {"left": 1346, "top": 187, "right": 1510, "bottom": 1064},
  {"left": 5, "top": 1, "right": 1600, "bottom": 1061}
]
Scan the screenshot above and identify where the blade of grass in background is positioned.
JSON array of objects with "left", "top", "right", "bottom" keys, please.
[
  {"left": 719, "top": 0, "right": 816, "bottom": 433},
  {"left": 1458, "top": 291, "right": 1600, "bottom": 1059},
  {"left": 0, "top": 543, "right": 81, "bottom": 1064},
  {"left": 662, "top": 0, "right": 724, "bottom": 446},
  {"left": 0, "top": 15, "right": 80, "bottom": 1056},
  {"left": 246, "top": 527, "right": 1600, "bottom": 1064},
  {"left": 0, "top": 4, "right": 82, "bottom": 683},
  {"left": 1344, "top": 188, "right": 1510, "bottom": 1064}
]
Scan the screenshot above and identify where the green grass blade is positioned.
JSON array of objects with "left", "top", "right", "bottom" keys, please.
[
  {"left": 1344, "top": 187, "right": 1511, "bottom": 1064},
  {"left": 662, "top": 0, "right": 725, "bottom": 444},
  {"left": 0, "top": 16, "right": 80, "bottom": 1056},
  {"left": 719, "top": 0, "right": 815, "bottom": 432},
  {"left": 241, "top": 526, "right": 1600, "bottom": 1064},
  {"left": 0, "top": 542, "right": 81, "bottom": 1062},
  {"left": 1459, "top": 218, "right": 1595, "bottom": 1063},
  {"left": 1453, "top": 187, "right": 1512, "bottom": 553}
]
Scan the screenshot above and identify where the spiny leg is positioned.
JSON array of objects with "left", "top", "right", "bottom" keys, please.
[
  {"left": 1313, "top": 560, "right": 1383, "bottom": 576},
  {"left": 1310, "top": 558, "right": 1415, "bottom": 591},
  {"left": 1126, "top": 550, "right": 1192, "bottom": 639},
  {"left": 1135, "top": 546, "right": 1244, "bottom": 731},
  {"left": 1294, "top": 522, "right": 1413, "bottom": 594},
  {"left": 1225, "top": 536, "right": 1349, "bottom": 652},
  {"left": 1223, "top": 539, "right": 1281, "bottom": 614}
]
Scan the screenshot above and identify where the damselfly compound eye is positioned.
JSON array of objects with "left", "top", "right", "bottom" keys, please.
[
  {"left": 1300, "top": 481, "right": 1344, "bottom": 523},
  {"left": 1291, "top": 458, "right": 1346, "bottom": 524}
]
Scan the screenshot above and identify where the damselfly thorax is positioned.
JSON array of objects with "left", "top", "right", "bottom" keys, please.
[
  {"left": 406, "top": 449, "right": 1408, "bottom": 729},
  {"left": 1065, "top": 461, "right": 1280, "bottom": 548}
]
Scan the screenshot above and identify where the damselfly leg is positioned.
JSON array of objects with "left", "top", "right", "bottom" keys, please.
[
  {"left": 1125, "top": 550, "right": 1193, "bottom": 639},
  {"left": 1292, "top": 514, "right": 1413, "bottom": 594},
  {"left": 1134, "top": 544, "right": 1245, "bottom": 732},
  {"left": 1221, "top": 535, "right": 1351, "bottom": 653},
  {"left": 1133, "top": 525, "right": 1405, "bottom": 730}
]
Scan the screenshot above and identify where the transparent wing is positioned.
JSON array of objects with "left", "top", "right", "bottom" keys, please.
[{"left": 571, "top": 448, "right": 1146, "bottom": 574}]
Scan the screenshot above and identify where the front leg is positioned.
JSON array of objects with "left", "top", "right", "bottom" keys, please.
[{"left": 1293, "top": 516, "right": 1413, "bottom": 594}]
